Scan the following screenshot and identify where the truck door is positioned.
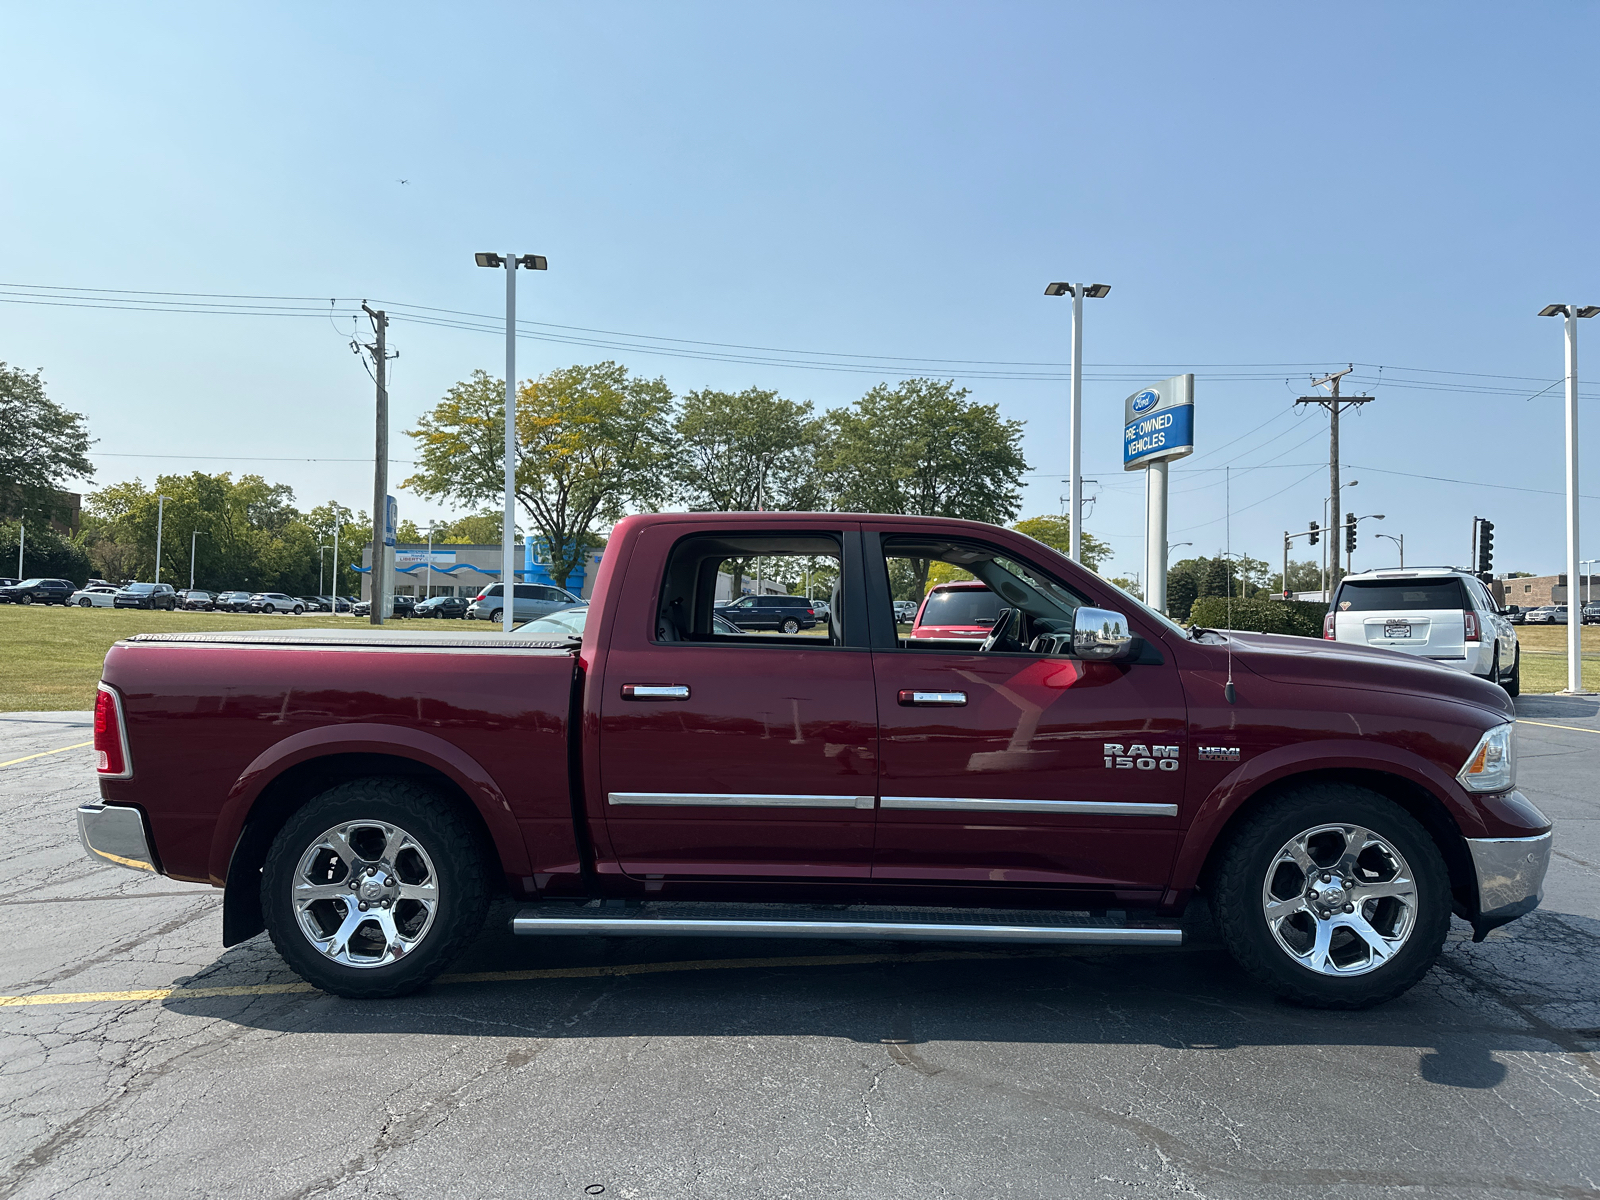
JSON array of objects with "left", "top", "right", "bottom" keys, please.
[
  {"left": 864, "top": 529, "right": 1185, "bottom": 898},
  {"left": 594, "top": 524, "right": 878, "bottom": 881}
]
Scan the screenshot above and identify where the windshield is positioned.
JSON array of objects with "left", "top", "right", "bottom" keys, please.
[
  {"left": 15, "top": 579, "right": 43, "bottom": 587},
  {"left": 1336, "top": 579, "right": 1466, "bottom": 612}
]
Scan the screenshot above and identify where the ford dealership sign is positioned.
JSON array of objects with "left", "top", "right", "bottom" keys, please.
[{"left": 1123, "top": 374, "right": 1195, "bottom": 470}]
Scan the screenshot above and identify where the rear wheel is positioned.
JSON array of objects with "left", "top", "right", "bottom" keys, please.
[
  {"left": 79, "top": 598, "right": 92, "bottom": 607},
  {"left": 488, "top": 608, "right": 503, "bottom": 624},
  {"left": 292, "top": 605, "right": 303, "bottom": 615},
  {"left": 1211, "top": 785, "right": 1450, "bottom": 1008},
  {"left": 261, "top": 778, "right": 489, "bottom": 999}
]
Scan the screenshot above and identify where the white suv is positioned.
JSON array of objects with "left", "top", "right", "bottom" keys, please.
[{"left": 1326, "top": 568, "right": 1519, "bottom": 695}]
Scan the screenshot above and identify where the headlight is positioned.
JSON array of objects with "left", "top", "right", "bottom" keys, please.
[{"left": 1457, "top": 723, "right": 1515, "bottom": 793}]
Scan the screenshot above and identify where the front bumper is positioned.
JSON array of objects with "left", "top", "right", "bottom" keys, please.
[
  {"left": 77, "top": 803, "right": 160, "bottom": 874},
  {"left": 1466, "top": 830, "right": 1552, "bottom": 940}
]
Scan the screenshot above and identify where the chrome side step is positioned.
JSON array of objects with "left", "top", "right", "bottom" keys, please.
[{"left": 511, "top": 902, "right": 1182, "bottom": 946}]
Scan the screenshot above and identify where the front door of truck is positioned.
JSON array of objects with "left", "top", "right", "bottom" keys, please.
[
  {"left": 596, "top": 524, "right": 878, "bottom": 881},
  {"left": 865, "top": 529, "right": 1186, "bottom": 897}
]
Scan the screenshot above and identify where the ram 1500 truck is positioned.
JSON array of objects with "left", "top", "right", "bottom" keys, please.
[{"left": 77, "top": 512, "right": 1552, "bottom": 1007}]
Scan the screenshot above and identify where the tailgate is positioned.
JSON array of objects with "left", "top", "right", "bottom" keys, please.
[{"left": 1338, "top": 608, "right": 1465, "bottom": 657}]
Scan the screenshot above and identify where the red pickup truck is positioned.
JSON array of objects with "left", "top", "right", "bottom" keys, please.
[{"left": 78, "top": 512, "right": 1551, "bottom": 1008}]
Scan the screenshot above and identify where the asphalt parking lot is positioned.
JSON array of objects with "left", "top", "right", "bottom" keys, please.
[{"left": 3, "top": 701, "right": 1600, "bottom": 1200}]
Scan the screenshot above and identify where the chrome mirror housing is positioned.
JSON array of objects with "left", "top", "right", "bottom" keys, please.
[{"left": 1072, "top": 607, "right": 1134, "bottom": 661}]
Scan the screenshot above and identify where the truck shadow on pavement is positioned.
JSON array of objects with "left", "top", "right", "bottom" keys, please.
[{"left": 161, "top": 902, "right": 1600, "bottom": 1091}]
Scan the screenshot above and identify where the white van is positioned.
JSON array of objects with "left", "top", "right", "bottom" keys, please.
[{"left": 1326, "top": 568, "right": 1519, "bottom": 695}]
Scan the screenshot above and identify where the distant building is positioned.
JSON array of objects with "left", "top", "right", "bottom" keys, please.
[
  {"left": 3, "top": 490, "right": 80, "bottom": 536},
  {"left": 1498, "top": 573, "right": 1599, "bottom": 607},
  {"left": 356, "top": 543, "right": 605, "bottom": 602}
]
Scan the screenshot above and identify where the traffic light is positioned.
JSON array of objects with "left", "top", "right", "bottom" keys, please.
[
  {"left": 1308, "top": 520, "right": 1320, "bottom": 546},
  {"left": 1345, "top": 513, "right": 1357, "bottom": 554},
  {"left": 1478, "top": 519, "right": 1494, "bottom": 576}
]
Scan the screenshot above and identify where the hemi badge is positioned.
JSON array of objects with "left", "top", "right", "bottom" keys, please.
[{"left": 1198, "top": 746, "right": 1241, "bottom": 762}]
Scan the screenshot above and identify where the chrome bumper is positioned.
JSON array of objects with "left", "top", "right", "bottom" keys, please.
[
  {"left": 1466, "top": 830, "right": 1552, "bottom": 938},
  {"left": 76, "top": 803, "right": 159, "bottom": 873}
]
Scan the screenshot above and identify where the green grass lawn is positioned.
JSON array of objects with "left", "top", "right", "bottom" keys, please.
[
  {"left": 0, "top": 606, "right": 492, "bottom": 711},
  {"left": 1506, "top": 623, "right": 1600, "bottom": 693}
]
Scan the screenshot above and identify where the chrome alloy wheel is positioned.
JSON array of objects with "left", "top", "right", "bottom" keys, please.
[
  {"left": 1261, "top": 823, "right": 1418, "bottom": 977},
  {"left": 291, "top": 820, "right": 439, "bottom": 968}
]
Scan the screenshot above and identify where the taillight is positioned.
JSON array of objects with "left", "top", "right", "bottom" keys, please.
[
  {"left": 1464, "top": 611, "right": 1481, "bottom": 641},
  {"left": 806, "top": 608, "right": 815, "bottom": 616},
  {"left": 94, "top": 684, "right": 130, "bottom": 777},
  {"left": 1323, "top": 612, "right": 1336, "bottom": 640}
]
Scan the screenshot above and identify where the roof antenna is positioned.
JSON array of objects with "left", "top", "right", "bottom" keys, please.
[{"left": 1224, "top": 465, "right": 1236, "bottom": 704}]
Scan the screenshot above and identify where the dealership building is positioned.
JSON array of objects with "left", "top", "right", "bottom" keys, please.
[{"left": 356, "top": 543, "right": 605, "bottom": 602}]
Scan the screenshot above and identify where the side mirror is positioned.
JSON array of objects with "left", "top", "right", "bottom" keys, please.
[{"left": 1073, "top": 606, "right": 1134, "bottom": 661}]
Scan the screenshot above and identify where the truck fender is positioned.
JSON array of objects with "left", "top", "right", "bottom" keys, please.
[
  {"left": 1168, "top": 737, "right": 1481, "bottom": 898},
  {"left": 206, "top": 722, "right": 533, "bottom": 887}
]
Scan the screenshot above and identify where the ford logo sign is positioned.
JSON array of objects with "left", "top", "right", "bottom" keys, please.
[{"left": 1131, "top": 389, "right": 1160, "bottom": 414}]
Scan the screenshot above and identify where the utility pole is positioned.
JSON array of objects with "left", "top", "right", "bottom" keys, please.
[
  {"left": 359, "top": 305, "right": 395, "bottom": 626},
  {"left": 1296, "top": 367, "right": 1372, "bottom": 595}
]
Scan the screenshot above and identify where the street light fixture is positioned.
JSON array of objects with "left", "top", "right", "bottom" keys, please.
[
  {"left": 1375, "top": 531, "right": 1405, "bottom": 569},
  {"left": 1540, "top": 303, "right": 1597, "bottom": 690},
  {"left": 1045, "top": 281, "right": 1110, "bottom": 563},
  {"left": 476, "top": 249, "right": 548, "bottom": 633}
]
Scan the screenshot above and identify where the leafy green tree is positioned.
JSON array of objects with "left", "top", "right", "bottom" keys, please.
[
  {"left": 1268, "top": 558, "right": 1322, "bottom": 596},
  {"left": 1010, "top": 514, "right": 1112, "bottom": 574},
  {"left": 822, "top": 378, "right": 1028, "bottom": 595},
  {"left": 674, "top": 387, "right": 822, "bottom": 511},
  {"left": 405, "top": 363, "right": 673, "bottom": 589},
  {"left": 0, "top": 363, "right": 93, "bottom": 528},
  {"left": 0, "top": 520, "right": 92, "bottom": 584}
]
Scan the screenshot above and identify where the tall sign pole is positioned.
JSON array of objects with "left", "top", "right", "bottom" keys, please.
[
  {"left": 1540, "top": 303, "right": 1597, "bottom": 691},
  {"left": 1123, "top": 374, "right": 1195, "bottom": 614}
]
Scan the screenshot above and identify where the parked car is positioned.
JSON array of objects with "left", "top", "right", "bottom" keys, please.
[
  {"left": 0, "top": 577, "right": 19, "bottom": 589},
  {"left": 1, "top": 577, "right": 78, "bottom": 605},
  {"left": 249, "top": 592, "right": 305, "bottom": 615},
  {"left": 515, "top": 605, "right": 743, "bottom": 641},
  {"left": 1502, "top": 605, "right": 1525, "bottom": 625},
  {"left": 1523, "top": 605, "right": 1565, "bottom": 625},
  {"left": 893, "top": 599, "right": 918, "bottom": 623},
  {"left": 414, "top": 595, "right": 469, "bottom": 619},
  {"left": 715, "top": 594, "right": 819, "bottom": 634},
  {"left": 81, "top": 510, "right": 1549, "bottom": 1010},
  {"left": 86, "top": 578, "right": 113, "bottom": 589},
  {"left": 910, "top": 579, "right": 1003, "bottom": 642},
  {"left": 113, "top": 582, "right": 178, "bottom": 610},
  {"left": 69, "top": 585, "right": 121, "bottom": 608},
  {"left": 465, "top": 582, "right": 585, "bottom": 624},
  {"left": 1326, "top": 568, "right": 1519, "bottom": 694},
  {"left": 392, "top": 595, "right": 417, "bottom": 618},
  {"left": 297, "top": 596, "right": 327, "bottom": 613},
  {"left": 180, "top": 590, "right": 216, "bottom": 611},
  {"left": 1584, "top": 605, "right": 1600, "bottom": 626},
  {"left": 314, "top": 595, "right": 354, "bottom": 614},
  {"left": 351, "top": 599, "right": 371, "bottom": 617},
  {"left": 214, "top": 591, "right": 255, "bottom": 613}
]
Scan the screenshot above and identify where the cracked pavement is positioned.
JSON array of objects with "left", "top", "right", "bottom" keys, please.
[{"left": 3, "top": 700, "right": 1600, "bottom": 1199}]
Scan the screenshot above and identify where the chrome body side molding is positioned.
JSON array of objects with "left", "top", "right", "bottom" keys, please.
[
  {"left": 608, "top": 792, "right": 875, "bottom": 810},
  {"left": 879, "top": 796, "right": 1179, "bottom": 817}
]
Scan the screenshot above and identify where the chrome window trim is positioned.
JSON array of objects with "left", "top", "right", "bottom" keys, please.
[
  {"left": 880, "top": 796, "right": 1178, "bottom": 817},
  {"left": 608, "top": 792, "right": 875, "bottom": 810}
]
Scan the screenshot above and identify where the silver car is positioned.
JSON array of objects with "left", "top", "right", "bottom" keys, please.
[
  {"left": 1327, "top": 568, "right": 1520, "bottom": 695},
  {"left": 69, "top": 585, "right": 121, "bottom": 608},
  {"left": 466, "top": 582, "right": 584, "bottom": 624}
]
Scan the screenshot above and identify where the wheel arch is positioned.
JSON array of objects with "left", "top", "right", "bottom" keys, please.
[
  {"left": 1188, "top": 767, "right": 1478, "bottom": 921},
  {"left": 216, "top": 735, "right": 528, "bottom": 947}
]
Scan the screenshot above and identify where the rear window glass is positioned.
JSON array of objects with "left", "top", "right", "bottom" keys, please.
[
  {"left": 1336, "top": 579, "right": 1466, "bottom": 612},
  {"left": 919, "top": 587, "right": 1004, "bottom": 627}
]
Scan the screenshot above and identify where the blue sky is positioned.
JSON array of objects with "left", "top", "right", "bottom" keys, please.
[{"left": 2, "top": 3, "right": 1596, "bottom": 582}]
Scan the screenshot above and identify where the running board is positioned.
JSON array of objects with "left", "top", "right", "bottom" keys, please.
[{"left": 511, "top": 901, "right": 1183, "bottom": 946}]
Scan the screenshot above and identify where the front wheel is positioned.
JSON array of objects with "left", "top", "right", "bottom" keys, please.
[
  {"left": 19, "top": 595, "right": 32, "bottom": 606},
  {"left": 292, "top": 605, "right": 303, "bottom": 615},
  {"left": 781, "top": 618, "right": 801, "bottom": 634},
  {"left": 260, "top": 778, "right": 489, "bottom": 999},
  {"left": 1211, "top": 785, "right": 1450, "bottom": 1009}
]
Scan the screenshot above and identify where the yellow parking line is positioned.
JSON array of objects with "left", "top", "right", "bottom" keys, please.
[
  {"left": 0, "top": 947, "right": 1069, "bottom": 1008},
  {"left": 1517, "top": 719, "right": 1600, "bottom": 736},
  {"left": 0, "top": 741, "right": 92, "bottom": 769}
]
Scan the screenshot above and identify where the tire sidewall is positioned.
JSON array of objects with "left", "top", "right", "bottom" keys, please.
[
  {"left": 782, "top": 619, "right": 800, "bottom": 634},
  {"left": 1214, "top": 787, "right": 1451, "bottom": 1008},
  {"left": 261, "top": 779, "right": 488, "bottom": 998}
]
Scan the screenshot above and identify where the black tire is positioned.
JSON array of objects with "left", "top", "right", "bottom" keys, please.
[
  {"left": 19, "top": 594, "right": 32, "bottom": 606},
  {"left": 292, "top": 605, "right": 303, "bottom": 615},
  {"left": 261, "top": 778, "right": 489, "bottom": 999},
  {"left": 489, "top": 608, "right": 503, "bottom": 624},
  {"left": 1211, "top": 784, "right": 1450, "bottom": 1009},
  {"left": 1505, "top": 649, "right": 1521, "bottom": 698},
  {"left": 781, "top": 618, "right": 800, "bottom": 634},
  {"left": 79, "top": 598, "right": 92, "bottom": 607}
]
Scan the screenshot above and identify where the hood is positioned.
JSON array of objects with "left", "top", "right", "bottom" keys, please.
[{"left": 1221, "top": 631, "right": 1515, "bottom": 720}]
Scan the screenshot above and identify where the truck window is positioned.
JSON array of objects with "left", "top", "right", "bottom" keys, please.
[{"left": 657, "top": 532, "right": 850, "bottom": 647}]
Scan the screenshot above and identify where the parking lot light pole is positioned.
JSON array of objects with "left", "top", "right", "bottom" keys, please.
[
  {"left": 332, "top": 507, "right": 342, "bottom": 615},
  {"left": 154, "top": 495, "right": 169, "bottom": 586},
  {"left": 318, "top": 544, "right": 332, "bottom": 595},
  {"left": 1045, "top": 282, "right": 1110, "bottom": 562},
  {"left": 1540, "top": 303, "right": 1599, "bottom": 691},
  {"left": 476, "top": 251, "right": 547, "bottom": 633},
  {"left": 15, "top": 520, "right": 21, "bottom": 579},
  {"left": 1375, "top": 531, "right": 1404, "bottom": 568},
  {"left": 189, "top": 530, "right": 204, "bottom": 591},
  {"left": 1582, "top": 558, "right": 1599, "bottom": 608}
]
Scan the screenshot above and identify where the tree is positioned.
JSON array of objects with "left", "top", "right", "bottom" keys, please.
[
  {"left": 405, "top": 364, "right": 674, "bottom": 589},
  {"left": 822, "top": 378, "right": 1028, "bottom": 595},
  {"left": 0, "top": 363, "right": 93, "bottom": 528},
  {"left": 674, "top": 387, "right": 822, "bottom": 511},
  {"left": 1268, "top": 558, "right": 1322, "bottom": 596},
  {"left": 0, "top": 520, "right": 91, "bottom": 584},
  {"left": 1010, "top": 514, "right": 1112, "bottom": 574}
]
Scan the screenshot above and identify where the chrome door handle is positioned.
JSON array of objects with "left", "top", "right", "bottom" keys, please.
[
  {"left": 621, "top": 684, "right": 691, "bottom": 701},
  {"left": 897, "top": 690, "right": 966, "bottom": 706}
]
